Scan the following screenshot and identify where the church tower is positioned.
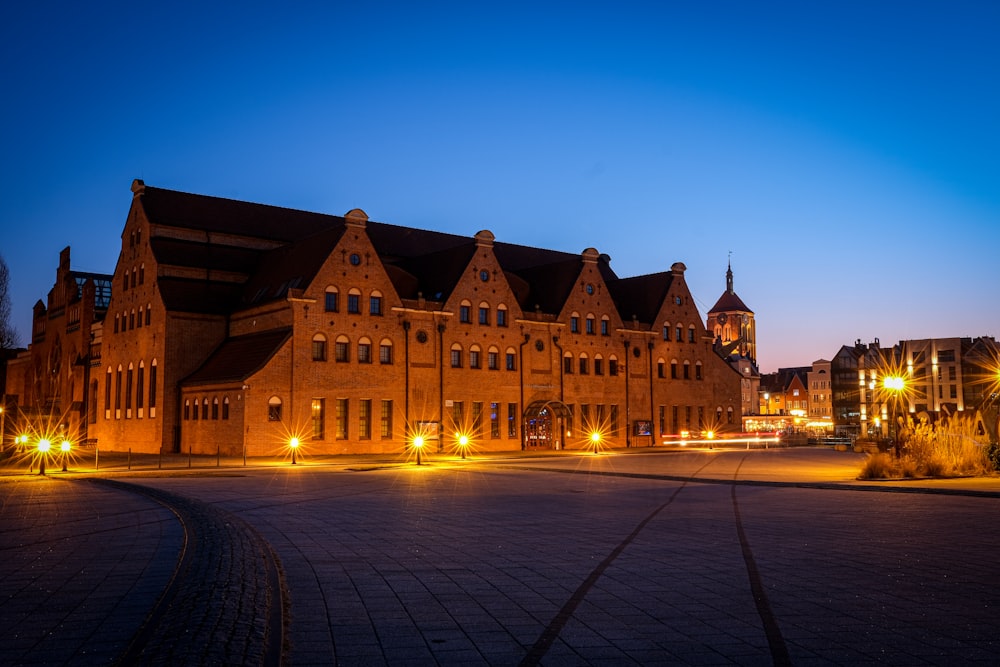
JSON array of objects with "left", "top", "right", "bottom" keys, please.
[{"left": 707, "top": 260, "right": 756, "bottom": 363}]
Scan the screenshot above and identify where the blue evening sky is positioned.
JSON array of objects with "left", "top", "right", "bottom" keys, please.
[{"left": 2, "top": 1, "right": 997, "bottom": 372}]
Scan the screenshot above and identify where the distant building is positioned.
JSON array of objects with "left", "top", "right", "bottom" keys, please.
[
  {"left": 807, "top": 359, "right": 832, "bottom": 420},
  {"left": 8, "top": 181, "right": 743, "bottom": 454},
  {"left": 2, "top": 248, "right": 111, "bottom": 444},
  {"left": 707, "top": 260, "right": 759, "bottom": 417}
]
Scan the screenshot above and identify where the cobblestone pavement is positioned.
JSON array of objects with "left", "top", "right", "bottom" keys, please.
[{"left": 2, "top": 447, "right": 999, "bottom": 665}]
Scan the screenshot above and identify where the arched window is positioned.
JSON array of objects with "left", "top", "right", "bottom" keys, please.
[
  {"left": 335, "top": 335, "right": 349, "bottom": 362},
  {"left": 601, "top": 315, "right": 610, "bottom": 336},
  {"left": 268, "top": 396, "right": 283, "bottom": 421},
  {"left": 379, "top": 338, "right": 393, "bottom": 364},
  {"left": 223, "top": 396, "right": 230, "bottom": 420},
  {"left": 505, "top": 347, "right": 517, "bottom": 371},
  {"left": 683, "top": 360, "right": 691, "bottom": 380},
  {"left": 312, "top": 333, "right": 327, "bottom": 361},
  {"left": 594, "top": 354, "right": 604, "bottom": 376},
  {"left": 695, "top": 361, "right": 703, "bottom": 381},
  {"left": 347, "top": 288, "right": 361, "bottom": 314},
  {"left": 139, "top": 263, "right": 145, "bottom": 285},
  {"left": 716, "top": 407, "right": 723, "bottom": 424},
  {"left": 727, "top": 406, "right": 734, "bottom": 424},
  {"left": 671, "top": 359, "right": 678, "bottom": 379},
  {"left": 129, "top": 309, "right": 135, "bottom": 330},
  {"left": 488, "top": 346, "right": 500, "bottom": 370},
  {"left": 325, "top": 286, "right": 339, "bottom": 312},
  {"left": 125, "top": 363, "right": 134, "bottom": 416},
  {"left": 130, "top": 267, "right": 137, "bottom": 289},
  {"left": 212, "top": 397, "right": 220, "bottom": 420},
  {"left": 460, "top": 300, "right": 472, "bottom": 324},
  {"left": 570, "top": 311, "right": 580, "bottom": 333},
  {"left": 201, "top": 398, "right": 209, "bottom": 420},
  {"left": 663, "top": 322, "right": 670, "bottom": 340},
  {"left": 497, "top": 304, "right": 508, "bottom": 327},
  {"left": 585, "top": 314, "right": 595, "bottom": 335},
  {"left": 137, "top": 306, "right": 143, "bottom": 328},
  {"left": 370, "top": 289, "right": 383, "bottom": 316},
  {"left": 184, "top": 399, "right": 191, "bottom": 420},
  {"left": 450, "top": 343, "right": 463, "bottom": 368},
  {"left": 137, "top": 362, "right": 145, "bottom": 415},
  {"left": 657, "top": 357, "right": 666, "bottom": 379},
  {"left": 688, "top": 325, "right": 696, "bottom": 343},
  {"left": 149, "top": 359, "right": 157, "bottom": 416},
  {"left": 145, "top": 303, "right": 152, "bottom": 326},
  {"left": 563, "top": 351, "right": 574, "bottom": 374},
  {"left": 579, "top": 353, "right": 589, "bottom": 375},
  {"left": 358, "top": 337, "right": 372, "bottom": 364},
  {"left": 192, "top": 398, "right": 200, "bottom": 421},
  {"left": 478, "top": 301, "right": 490, "bottom": 325},
  {"left": 469, "top": 344, "right": 482, "bottom": 369},
  {"left": 609, "top": 355, "right": 619, "bottom": 376}
]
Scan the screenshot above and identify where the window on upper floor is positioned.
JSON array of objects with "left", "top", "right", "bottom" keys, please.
[
  {"left": 460, "top": 301, "right": 472, "bottom": 324},
  {"left": 312, "top": 334, "right": 327, "bottom": 361},
  {"left": 601, "top": 316, "right": 610, "bottom": 336},
  {"left": 369, "top": 291, "right": 383, "bottom": 316},
  {"left": 497, "top": 305, "right": 508, "bottom": 327},
  {"left": 347, "top": 289, "right": 361, "bottom": 314},
  {"left": 325, "top": 287, "right": 339, "bottom": 312},
  {"left": 479, "top": 303, "right": 490, "bottom": 325},
  {"left": 586, "top": 315, "right": 595, "bottom": 335}
]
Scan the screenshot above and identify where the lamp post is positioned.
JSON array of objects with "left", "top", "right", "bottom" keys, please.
[
  {"left": 413, "top": 435, "right": 424, "bottom": 465},
  {"left": 37, "top": 438, "right": 51, "bottom": 476},
  {"left": 883, "top": 376, "right": 905, "bottom": 456},
  {"left": 289, "top": 437, "right": 300, "bottom": 465},
  {"left": 590, "top": 431, "right": 601, "bottom": 455},
  {"left": 457, "top": 434, "right": 469, "bottom": 460},
  {"left": 60, "top": 440, "right": 71, "bottom": 472},
  {"left": 763, "top": 393, "right": 769, "bottom": 416}
]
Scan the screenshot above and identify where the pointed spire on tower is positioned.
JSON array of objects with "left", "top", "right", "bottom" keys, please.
[{"left": 726, "top": 252, "right": 734, "bottom": 294}]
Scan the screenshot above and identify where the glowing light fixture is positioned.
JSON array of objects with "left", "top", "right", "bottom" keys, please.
[{"left": 289, "top": 436, "right": 300, "bottom": 465}]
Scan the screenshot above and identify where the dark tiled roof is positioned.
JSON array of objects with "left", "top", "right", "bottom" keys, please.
[
  {"left": 158, "top": 277, "right": 244, "bottom": 314},
  {"left": 511, "top": 257, "right": 583, "bottom": 314},
  {"left": 183, "top": 328, "right": 292, "bottom": 386},
  {"left": 242, "top": 225, "right": 347, "bottom": 306},
  {"left": 709, "top": 290, "right": 752, "bottom": 314},
  {"left": 607, "top": 272, "right": 674, "bottom": 325},
  {"left": 141, "top": 186, "right": 341, "bottom": 242},
  {"left": 149, "top": 237, "right": 261, "bottom": 274}
]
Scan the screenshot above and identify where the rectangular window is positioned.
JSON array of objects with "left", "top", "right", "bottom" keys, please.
[
  {"left": 586, "top": 318, "right": 595, "bottom": 334},
  {"left": 347, "top": 294, "right": 360, "bottom": 314},
  {"left": 460, "top": 305, "right": 471, "bottom": 323},
  {"left": 137, "top": 367, "right": 145, "bottom": 410},
  {"left": 688, "top": 328, "right": 695, "bottom": 343},
  {"left": 125, "top": 368, "right": 133, "bottom": 414},
  {"left": 506, "top": 352, "right": 516, "bottom": 371},
  {"left": 580, "top": 404, "right": 590, "bottom": 430},
  {"left": 683, "top": 364, "right": 690, "bottom": 380},
  {"left": 685, "top": 406, "right": 692, "bottom": 429},
  {"left": 381, "top": 400, "right": 393, "bottom": 439},
  {"left": 202, "top": 400, "right": 209, "bottom": 420},
  {"left": 358, "top": 342, "right": 371, "bottom": 363},
  {"left": 579, "top": 357, "right": 588, "bottom": 375},
  {"left": 659, "top": 405, "right": 665, "bottom": 436},
  {"left": 658, "top": 361, "right": 665, "bottom": 378},
  {"left": 695, "top": 364, "right": 702, "bottom": 380},
  {"left": 268, "top": 401, "right": 282, "bottom": 422},
  {"left": 497, "top": 309, "right": 508, "bottom": 327},
  {"left": 115, "top": 368, "right": 122, "bottom": 416},
  {"left": 451, "top": 349, "right": 462, "bottom": 368},
  {"left": 370, "top": 296, "right": 382, "bottom": 315},
  {"left": 570, "top": 317, "right": 579, "bottom": 333},
  {"left": 105, "top": 372, "right": 112, "bottom": 416},
  {"left": 601, "top": 319, "right": 609, "bottom": 336},
  {"left": 472, "top": 402, "right": 483, "bottom": 435},
  {"left": 336, "top": 399, "right": 348, "bottom": 439},
  {"left": 479, "top": 307, "right": 489, "bottom": 325},
  {"left": 380, "top": 343, "right": 392, "bottom": 364},
  {"left": 212, "top": 399, "right": 219, "bottom": 420},
  {"left": 469, "top": 350, "right": 481, "bottom": 369},
  {"left": 359, "top": 399, "right": 372, "bottom": 439},
  {"left": 222, "top": 399, "right": 229, "bottom": 420},
  {"left": 325, "top": 291, "right": 338, "bottom": 312},
  {"left": 192, "top": 401, "right": 199, "bottom": 420},
  {"left": 671, "top": 362, "right": 678, "bottom": 379},
  {"left": 507, "top": 403, "right": 517, "bottom": 438},
  {"left": 698, "top": 406, "right": 705, "bottom": 430},
  {"left": 453, "top": 401, "right": 464, "bottom": 429},
  {"left": 488, "top": 351, "right": 499, "bottom": 370},
  {"left": 675, "top": 326, "right": 682, "bottom": 342},
  {"left": 609, "top": 358, "right": 618, "bottom": 376},
  {"left": 948, "top": 365, "right": 957, "bottom": 381},
  {"left": 312, "top": 339, "right": 327, "bottom": 361},
  {"left": 594, "top": 358, "right": 603, "bottom": 375},
  {"left": 312, "top": 399, "right": 325, "bottom": 439},
  {"left": 149, "top": 365, "right": 157, "bottom": 410},
  {"left": 490, "top": 402, "right": 500, "bottom": 438},
  {"left": 610, "top": 405, "right": 619, "bottom": 435},
  {"left": 335, "top": 341, "right": 349, "bottom": 362},
  {"left": 564, "top": 356, "right": 573, "bottom": 374}
]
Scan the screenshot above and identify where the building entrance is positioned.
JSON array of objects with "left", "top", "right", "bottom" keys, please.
[{"left": 523, "top": 400, "right": 572, "bottom": 450}]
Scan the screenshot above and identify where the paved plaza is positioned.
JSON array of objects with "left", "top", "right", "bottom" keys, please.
[{"left": 1, "top": 446, "right": 999, "bottom": 665}]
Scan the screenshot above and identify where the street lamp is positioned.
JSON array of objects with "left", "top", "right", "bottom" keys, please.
[
  {"left": 60, "top": 440, "right": 71, "bottom": 472},
  {"left": 412, "top": 435, "right": 424, "bottom": 465},
  {"left": 883, "top": 376, "right": 906, "bottom": 456},
  {"left": 289, "top": 437, "right": 300, "bottom": 465},
  {"left": 590, "top": 431, "right": 601, "bottom": 454},
  {"left": 763, "top": 393, "right": 769, "bottom": 416},
  {"left": 457, "top": 434, "right": 469, "bottom": 460},
  {"left": 37, "top": 438, "right": 51, "bottom": 476}
]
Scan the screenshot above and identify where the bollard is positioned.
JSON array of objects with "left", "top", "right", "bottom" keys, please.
[
  {"left": 217, "top": 444, "right": 221, "bottom": 467},
  {"left": 128, "top": 448, "right": 132, "bottom": 470},
  {"left": 188, "top": 446, "right": 192, "bottom": 468},
  {"left": 96, "top": 446, "right": 99, "bottom": 471},
  {"left": 243, "top": 445, "right": 247, "bottom": 467},
  {"left": 158, "top": 451, "right": 162, "bottom": 469}
]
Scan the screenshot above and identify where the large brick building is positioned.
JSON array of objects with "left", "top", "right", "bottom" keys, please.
[{"left": 11, "top": 180, "right": 742, "bottom": 456}]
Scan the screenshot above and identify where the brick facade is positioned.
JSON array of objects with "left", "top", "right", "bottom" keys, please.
[{"left": 22, "top": 181, "right": 743, "bottom": 455}]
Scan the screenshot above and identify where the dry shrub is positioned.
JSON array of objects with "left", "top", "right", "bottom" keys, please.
[
  {"left": 859, "top": 453, "right": 895, "bottom": 480},
  {"left": 859, "top": 414, "right": 990, "bottom": 479}
]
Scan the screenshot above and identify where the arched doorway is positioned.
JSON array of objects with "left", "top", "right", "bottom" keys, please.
[{"left": 523, "top": 400, "right": 572, "bottom": 450}]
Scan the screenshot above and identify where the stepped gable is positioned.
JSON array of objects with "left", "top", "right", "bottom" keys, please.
[
  {"left": 607, "top": 271, "right": 674, "bottom": 326},
  {"left": 183, "top": 328, "right": 293, "bottom": 386}
]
